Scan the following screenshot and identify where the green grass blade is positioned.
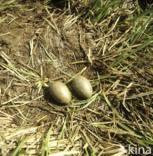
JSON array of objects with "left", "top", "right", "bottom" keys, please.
[{"left": 12, "top": 138, "right": 26, "bottom": 156}]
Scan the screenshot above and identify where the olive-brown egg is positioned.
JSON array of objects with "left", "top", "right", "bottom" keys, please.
[
  {"left": 48, "top": 81, "right": 71, "bottom": 104},
  {"left": 71, "top": 75, "right": 93, "bottom": 99}
]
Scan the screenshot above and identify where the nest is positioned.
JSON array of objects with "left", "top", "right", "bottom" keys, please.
[{"left": 0, "top": 0, "right": 152, "bottom": 155}]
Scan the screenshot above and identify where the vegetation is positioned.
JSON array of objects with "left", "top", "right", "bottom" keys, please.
[{"left": 0, "top": 0, "right": 152, "bottom": 155}]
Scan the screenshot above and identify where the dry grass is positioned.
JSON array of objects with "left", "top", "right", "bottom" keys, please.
[{"left": 0, "top": 0, "right": 153, "bottom": 156}]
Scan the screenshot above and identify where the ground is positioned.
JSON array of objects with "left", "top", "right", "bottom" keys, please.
[{"left": 0, "top": 1, "right": 153, "bottom": 156}]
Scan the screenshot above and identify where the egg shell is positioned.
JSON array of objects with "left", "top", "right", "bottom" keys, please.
[
  {"left": 71, "top": 75, "right": 93, "bottom": 99},
  {"left": 48, "top": 81, "right": 71, "bottom": 104}
]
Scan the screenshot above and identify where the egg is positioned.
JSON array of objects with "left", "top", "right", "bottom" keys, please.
[
  {"left": 71, "top": 75, "right": 93, "bottom": 99},
  {"left": 48, "top": 81, "right": 71, "bottom": 104}
]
